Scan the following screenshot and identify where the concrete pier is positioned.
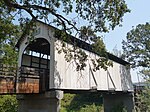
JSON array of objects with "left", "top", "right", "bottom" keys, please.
[
  {"left": 103, "top": 92, "right": 134, "bottom": 112},
  {"left": 17, "top": 91, "right": 63, "bottom": 112}
]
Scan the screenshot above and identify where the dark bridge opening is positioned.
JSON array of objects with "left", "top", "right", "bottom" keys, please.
[{"left": 17, "top": 38, "right": 50, "bottom": 93}]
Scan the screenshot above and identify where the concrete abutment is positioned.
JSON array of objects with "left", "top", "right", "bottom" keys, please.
[
  {"left": 17, "top": 91, "right": 63, "bottom": 112},
  {"left": 103, "top": 92, "right": 135, "bottom": 112}
]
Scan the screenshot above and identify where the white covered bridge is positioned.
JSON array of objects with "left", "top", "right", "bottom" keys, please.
[
  {"left": 16, "top": 20, "right": 133, "bottom": 93},
  {"left": 1, "top": 20, "right": 134, "bottom": 112}
]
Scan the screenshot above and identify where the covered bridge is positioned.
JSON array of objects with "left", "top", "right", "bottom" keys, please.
[{"left": 0, "top": 20, "right": 134, "bottom": 112}]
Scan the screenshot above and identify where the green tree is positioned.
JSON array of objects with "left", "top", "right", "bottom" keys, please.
[
  {"left": 0, "top": 3, "right": 19, "bottom": 111},
  {"left": 1, "top": 0, "right": 130, "bottom": 71},
  {"left": 2, "top": 0, "right": 129, "bottom": 33},
  {"left": 61, "top": 93, "right": 103, "bottom": 112},
  {"left": 122, "top": 23, "right": 150, "bottom": 111},
  {"left": 0, "top": 0, "right": 20, "bottom": 66},
  {"left": 0, "top": 95, "right": 18, "bottom": 112},
  {"left": 0, "top": 2, "right": 19, "bottom": 110},
  {"left": 122, "top": 23, "right": 150, "bottom": 68}
]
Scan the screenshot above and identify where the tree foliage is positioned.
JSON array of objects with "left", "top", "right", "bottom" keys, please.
[
  {"left": 61, "top": 93, "right": 103, "bottom": 112},
  {"left": 0, "top": 95, "right": 18, "bottom": 112},
  {"left": 1, "top": 0, "right": 130, "bottom": 71},
  {"left": 122, "top": 23, "right": 150, "bottom": 68},
  {"left": 2, "top": 0, "right": 129, "bottom": 33},
  {"left": 0, "top": 32, "right": 19, "bottom": 66},
  {"left": 122, "top": 23, "right": 150, "bottom": 111},
  {"left": 0, "top": 0, "right": 20, "bottom": 66}
]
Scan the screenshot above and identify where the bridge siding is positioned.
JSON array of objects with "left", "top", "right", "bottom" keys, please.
[
  {"left": 17, "top": 21, "right": 133, "bottom": 92},
  {"left": 54, "top": 40, "right": 126, "bottom": 91}
]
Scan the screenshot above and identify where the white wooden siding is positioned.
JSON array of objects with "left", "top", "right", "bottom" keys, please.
[
  {"left": 18, "top": 21, "right": 133, "bottom": 92},
  {"left": 54, "top": 40, "right": 133, "bottom": 91}
]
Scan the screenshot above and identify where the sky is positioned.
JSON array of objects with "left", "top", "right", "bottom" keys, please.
[{"left": 103, "top": 0, "right": 150, "bottom": 82}]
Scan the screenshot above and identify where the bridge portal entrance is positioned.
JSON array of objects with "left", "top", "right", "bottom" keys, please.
[
  {"left": 0, "top": 38, "right": 50, "bottom": 94},
  {"left": 18, "top": 38, "right": 50, "bottom": 93}
]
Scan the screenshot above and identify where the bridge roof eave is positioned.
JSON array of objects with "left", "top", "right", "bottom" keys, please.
[{"left": 16, "top": 20, "right": 130, "bottom": 66}]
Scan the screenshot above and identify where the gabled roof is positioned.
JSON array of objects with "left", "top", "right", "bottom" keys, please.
[{"left": 16, "top": 20, "right": 130, "bottom": 66}]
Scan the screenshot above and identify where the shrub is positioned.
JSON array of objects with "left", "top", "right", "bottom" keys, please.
[{"left": 0, "top": 95, "right": 18, "bottom": 112}]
